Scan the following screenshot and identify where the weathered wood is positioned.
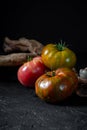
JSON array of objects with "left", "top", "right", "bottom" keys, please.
[
  {"left": 78, "top": 77, "right": 87, "bottom": 84},
  {"left": 0, "top": 37, "right": 44, "bottom": 66},
  {"left": 0, "top": 53, "right": 37, "bottom": 66},
  {"left": 76, "top": 77, "right": 87, "bottom": 97},
  {"left": 3, "top": 37, "right": 44, "bottom": 55}
]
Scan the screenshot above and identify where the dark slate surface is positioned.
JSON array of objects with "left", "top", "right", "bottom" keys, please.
[
  {"left": 0, "top": 77, "right": 87, "bottom": 130},
  {"left": 0, "top": 52, "right": 87, "bottom": 130}
]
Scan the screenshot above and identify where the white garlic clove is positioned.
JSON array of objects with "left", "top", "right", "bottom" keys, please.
[{"left": 79, "top": 68, "right": 87, "bottom": 79}]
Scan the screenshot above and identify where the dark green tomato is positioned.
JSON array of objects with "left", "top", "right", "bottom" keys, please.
[{"left": 35, "top": 68, "right": 78, "bottom": 103}]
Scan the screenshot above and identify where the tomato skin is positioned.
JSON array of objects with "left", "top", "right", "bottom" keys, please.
[
  {"left": 41, "top": 44, "right": 77, "bottom": 70},
  {"left": 35, "top": 68, "right": 78, "bottom": 103},
  {"left": 17, "top": 56, "right": 48, "bottom": 87}
]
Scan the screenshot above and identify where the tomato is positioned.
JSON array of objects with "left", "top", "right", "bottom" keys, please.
[
  {"left": 41, "top": 43, "right": 77, "bottom": 70},
  {"left": 35, "top": 68, "right": 78, "bottom": 103},
  {"left": 17, "top": 56, "right": 48, "bottom": 87}
]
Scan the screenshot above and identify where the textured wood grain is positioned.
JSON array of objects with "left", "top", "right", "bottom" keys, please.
[
  {"left": 3, "top": 37, "right": 44, "bottom": 55},
  {"left": 0, "top": 53, "right": 37, "bottom": 66},
  {"left": 0, "top": 37, "right": 44, "bottom": 66}
]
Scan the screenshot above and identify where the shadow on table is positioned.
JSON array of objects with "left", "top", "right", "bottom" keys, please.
[{"left": 43, "top": 93, "right": 87, "bottom": 107}]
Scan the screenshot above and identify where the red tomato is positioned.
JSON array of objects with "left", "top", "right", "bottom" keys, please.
[{"left": 17, "top": 56, "right": 48, "bottom": 87}]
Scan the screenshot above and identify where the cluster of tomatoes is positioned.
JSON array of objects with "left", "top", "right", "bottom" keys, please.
[{"left": 17, "top": 43, "right": 78, "bottom": 103}]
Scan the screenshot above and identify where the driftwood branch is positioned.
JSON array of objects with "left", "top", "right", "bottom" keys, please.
[
  {"left": 0, "top": 37, "right": 44, "bottom": 66},
  {"left": 78, "top": 77, "right": 87, "bottom": 84},
  {"left": 0, "top": 53, "right": 37, "bottom": 66},
  {"left": 3, "top": 37, "right": 44, "bottom": 55},
  {"left": 76, "top": 77, "right": 87, "bottom": 97}
]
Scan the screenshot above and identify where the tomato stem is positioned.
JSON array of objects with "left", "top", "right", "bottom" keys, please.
[
  {"left": 52, "top": 71, "right": 55, "bottom": 76},
  {"left": 27, "top": 56, "right": 33, "bottom": 61},
  {"left": 46, "top": 71, "right": 56, "bottom": 77},
  {"left": 56, "top": 40, "right": 66, "bottom": 51}
]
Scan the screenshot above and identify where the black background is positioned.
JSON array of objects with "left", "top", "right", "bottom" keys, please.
[{"left": 0, "top": 1, "right": 87, "bottom": 53}]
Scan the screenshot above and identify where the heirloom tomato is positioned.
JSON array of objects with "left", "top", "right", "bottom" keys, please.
[
  {"left": 17, "top": 56, "right": 48, "bottom": 87},
  {"left": 41, "top": 43, "right": 77, "bottom": 70},
  {"left": 35, "top": 68, "right": 78, "bottom": 103}
]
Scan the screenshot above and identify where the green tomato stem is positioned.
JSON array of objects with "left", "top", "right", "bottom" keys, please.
[
  {"left": 46, "top": 71, "right": 56, "bottom": 77},
  {"left": 56, "top": 40, "right": 66, "bottom": 51},
  {"left": 27, "top": 56, "right": 33, "bottom": 61}
]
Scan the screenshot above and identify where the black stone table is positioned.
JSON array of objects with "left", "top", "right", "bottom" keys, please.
[{"left": 0, "top": 69, "right": 87, "bottom": 130}]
